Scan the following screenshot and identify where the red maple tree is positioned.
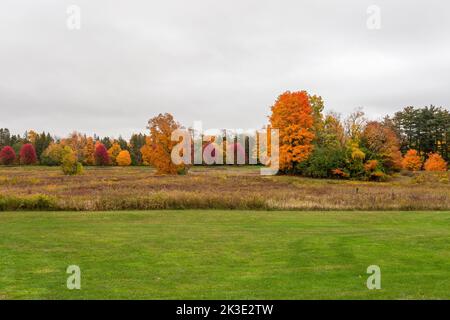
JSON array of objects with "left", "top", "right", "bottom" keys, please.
[
  {"left": 0, "top": 146, "right": 16, "bottom": 165},
  {"left": 94, "top": 143, "right": 110, "bottom": 166},
  {"left": 19, "top": 143, "right": 37, "bottom": 165}
]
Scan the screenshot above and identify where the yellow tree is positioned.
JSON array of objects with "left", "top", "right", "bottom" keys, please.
[
  {"left": 107, "top": 142, "right": 122, "bottom": 165},
  {"left": 269, "top": 91, "right": 315, "bottom": 172},
  {"left": 61, "top": 131, "right": 88, "bottom": 163}
]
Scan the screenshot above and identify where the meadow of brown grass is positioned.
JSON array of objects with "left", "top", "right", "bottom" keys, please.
[{"left": 0, "top": 165, "right": 449, "bottom": 211}]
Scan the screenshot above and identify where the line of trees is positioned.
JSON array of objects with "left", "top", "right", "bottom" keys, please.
[
  {"left": 0, "top": 91, "right": 448, "bottom": 179},
  {"left": 388, "top": 106, "right": 450, "bottom": 160},
  {"left": 0, "top": 129, "right": 147, "bottom": 167}
]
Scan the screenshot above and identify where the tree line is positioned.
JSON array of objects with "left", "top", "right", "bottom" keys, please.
[
  {"left": 0, "top": 91, "right": 448, "bottom": 178},
  {"left": 388, "top": 106, "right": 450, "bottom": 160},
  {"left": 0, "top": 129, "right": 147, "bottom": 166}
]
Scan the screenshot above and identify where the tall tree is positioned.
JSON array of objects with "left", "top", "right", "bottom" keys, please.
[
  {"left": 34, "top": 131, "right": 53, "bottom": 161},
  {"left": 269, "top": 91, "right": 315, "bottom": 172},
  {"left": 142, "top": 113, "right": 187, "bottom": 174},
  {"left": 392, "top": 105, "right": 450, "bottom": 160},
  {"left": 129, "top": 133, "right": 146, "bottom": 165},
  {"left": 0, "top": 128, "right": 11, "bottom": 148},
  {"left": 83, "top": 137, "right": 96, "bottom": 165}
]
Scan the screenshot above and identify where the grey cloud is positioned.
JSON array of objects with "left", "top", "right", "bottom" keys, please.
[{"left": 0, "top": 0, "right": 449, "bottom": 137}]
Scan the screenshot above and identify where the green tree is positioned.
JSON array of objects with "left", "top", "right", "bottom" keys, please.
[
  {"left": 129, "top": 133, "right": 147, "bottom": 165},
  {"left": 61, "top": 147, "right": 83, "bottom": 175}
]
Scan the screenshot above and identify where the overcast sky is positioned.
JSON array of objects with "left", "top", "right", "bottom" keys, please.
[{"left": 1, "top": 0, "right": 449, "bottom": 138}]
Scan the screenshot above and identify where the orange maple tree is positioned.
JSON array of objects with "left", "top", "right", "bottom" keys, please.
[
  {"left": 269, "top": 91, "right": 315, "bottom": 172},
  {"left": 140, "top": 136, "right": 153, "bottom": 165},
  {"left": 141, "top": 113, "right": 187, "bottom": 174},
  {"left": 83, "top": 137, "right": 96, "bottom": 165},
  {"left": 402, "top": 149, "right": 422, "bottom": 171},
  {"left": 116, "top": 150, "right": 132, "bottom": 166},
  {"left": 424, "top": 153, "right": 447, "bottom": 171}
]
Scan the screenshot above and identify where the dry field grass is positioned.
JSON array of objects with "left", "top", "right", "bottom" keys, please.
[{"left": 0, "top": 166, "right": 449, "bottom": 211}]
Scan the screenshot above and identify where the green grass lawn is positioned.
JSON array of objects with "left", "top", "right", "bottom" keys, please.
[{"left": 0, "top": 210, "right": 449, "bottom": 299}]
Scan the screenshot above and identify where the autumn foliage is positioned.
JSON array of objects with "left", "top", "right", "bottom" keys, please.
[
  {"left": 141, "top": 113, "right": 187, "bottom": 174},
  {"left": 361, "top": 121, "right": 403, "bottom": 172},
  {"left": 402, "top": 149, "right": 422, "bottom": 171},
  {"left": 94, "top": 143, "right": 110, "bottom": 166},
  {"left": 364, "top": 160, "right": 379, "bottom": 172},
  {"left": 19, "top": 143, "right": 37, "bottom": 165},
  {"left": 0, "top": 146, "right": 16, "bottom": 165},
  {"left": 116, "top": 150, "right": 132, "bottom": 166},
  {"left": 140, "top": 137, "right": 154, "bottom": 166},
  {"left": 269, "top": 91, "right": 315, "bottom": 172},
  {"left": 83, "top": 137, "right": 96, "bottom": 166},
  {"left": 108, "top": 143, "right": 122, "bottom": 165},
  {"left": 61, "top": 147, "right": 83, "bottom": 175},
  {"left": 424, "top": 153, "right": 447, "bottom": 172},
  {"left": 0, "top": 92, "right": 447, "bottom": 180}
]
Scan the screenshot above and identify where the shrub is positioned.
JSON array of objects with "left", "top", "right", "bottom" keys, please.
[
  {"left": 94, "top": 143, "right": 110, "bottom": 166},
  {"left": 298, "top": 145, "right": 347, "bottom": 178},
  {"left": 116, "top": 150, "right": 132, "bottom": 166},
  {"left": 19, "top": 143, "right": 37, "bottom": 165},
  {"left": 0, "top": 146, "right": 16, "bottom": 165},
  {"left": 0, "top": 194, "right": 57, "bottom": 211},
  {"left": 364, "top": 160, "right": 379, "bottom": 172},
  {"left": 424, "top": 153, "right": 447, "bottom": 172},
  {"left": 61, "top": 148, "right": 83, "bottom": 175},
  {"left": 369, "top": 170, "right": 388, "bottom": 182},
  {"left": 402, "top": 149, "right": 422, "bottom": 171},
  {"left": 332, "top": 168, "right": 350, "bottom": 179}
]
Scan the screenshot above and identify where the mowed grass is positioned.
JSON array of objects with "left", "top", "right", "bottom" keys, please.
[{"left": 0, "top": 210, "right": 449, "bottom": 299}]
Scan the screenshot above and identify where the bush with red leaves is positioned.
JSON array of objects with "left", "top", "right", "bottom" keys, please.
[
  {"left": 0, "top": 146, "right": 16, "bottom": 165},
  {"left": 19, "top": 143, "right": 37, "bottom": 165},
  {"left": 94, "top": 143, "right": 110, "bottom": 166}
]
